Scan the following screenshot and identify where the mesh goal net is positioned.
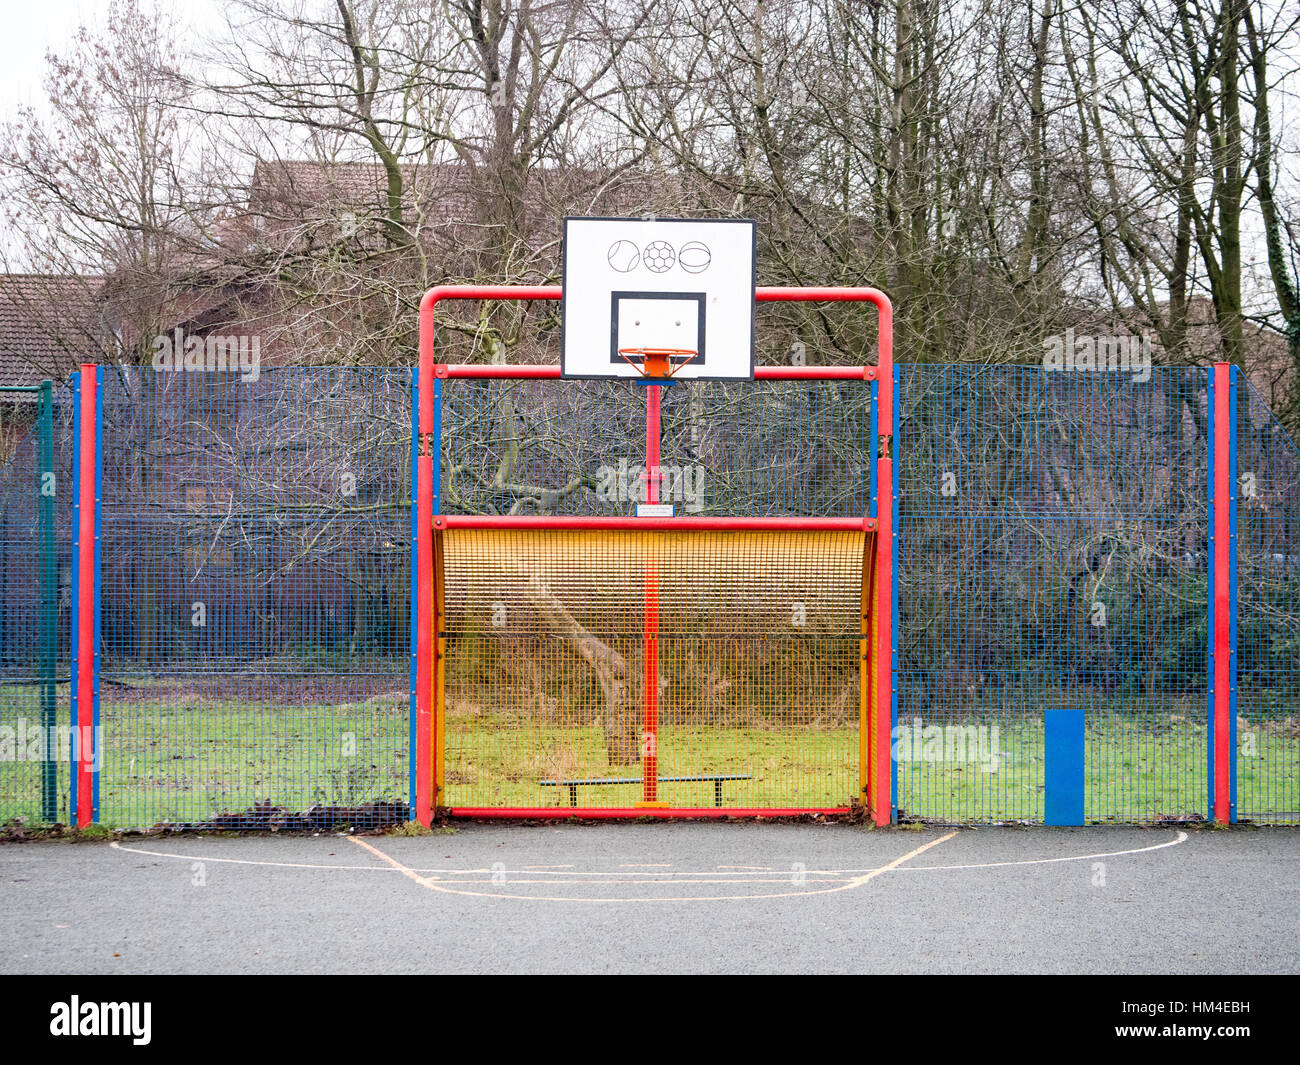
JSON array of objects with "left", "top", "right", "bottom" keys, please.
[{"left": 437, "top": 526, "right": 875, "bottom": 813}]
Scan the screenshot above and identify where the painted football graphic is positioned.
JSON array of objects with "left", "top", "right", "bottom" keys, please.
[{"left": 642, "top": 240, "right": 676, "bottom": 273}]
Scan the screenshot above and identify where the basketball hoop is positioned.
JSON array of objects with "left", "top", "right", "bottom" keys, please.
[{"left": 617, "top": 346, "right": 699, "bottom": 384}]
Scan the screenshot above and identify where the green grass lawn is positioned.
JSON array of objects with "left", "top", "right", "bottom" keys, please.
[
  {"left": 443, "top": 717, "right": 855, "bottom": 808},
  {"left": 1, "top": 683, "right": 1296, "bottom": 826}
]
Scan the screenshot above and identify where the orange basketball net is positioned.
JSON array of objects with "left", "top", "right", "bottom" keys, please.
[{"left": 617, "top": 347, "right": 699, "bottom": 380}]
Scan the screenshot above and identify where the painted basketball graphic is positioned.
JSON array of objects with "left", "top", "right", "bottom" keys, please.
[
  {"left": 677, "top": 241, "right": 712, "bottom": 274},
  {"left": 607, "top": 240, "right": 641, "bottom": 273},
  {"left": 642, "top": 240, "right": 676, "bottom": 273}
]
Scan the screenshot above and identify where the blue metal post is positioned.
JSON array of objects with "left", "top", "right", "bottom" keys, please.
[{"left": 1045, "top": 707, "right": 1085, "bottom": 825}]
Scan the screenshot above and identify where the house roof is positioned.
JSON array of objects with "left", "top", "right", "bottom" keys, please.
[
  {"left": 0, "top": 274, "right": 108, "bottom": 399},
  {"left": 245, "top": 158, "right": 732, "bottom": 240},
  {"left": 248, "top": 159, "right": 478, "bottom": 229}
]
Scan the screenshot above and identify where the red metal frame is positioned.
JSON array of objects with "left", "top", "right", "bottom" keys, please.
[
  {"left": 642, "top": 383, "right": 662, "bottom": 803},
  {"left": 449, "top": 808, "right": 853, "bottom": 819},
  {"left": 416, "top": 284, "right": 894, "bottom": 824},
  {"left": 438, "top": 364, "right": 876, "bottom": 380},
  {"left": 872, "top": 455, "right": 893, "bottom": 825},
  {"left": 436, "top": 515, "right": 874, "bottom": 531},
  {"left": 1211, "top": 363, "right": 1231, "bottom": 823},
  {"left": 75, "top": 363, "right": 96, "bottom": 827}
]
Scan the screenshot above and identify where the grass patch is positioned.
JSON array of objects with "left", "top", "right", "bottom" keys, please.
[
  {"left": 1, "top": 685, "right": 1296, "bottom": 826},
  {"left": 387, "top": 820, "right": 434, "bottom": 837}
]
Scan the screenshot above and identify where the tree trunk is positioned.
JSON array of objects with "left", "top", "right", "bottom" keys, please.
[{"left": 522, "top": 575, "right": 641, "bottom": 766}]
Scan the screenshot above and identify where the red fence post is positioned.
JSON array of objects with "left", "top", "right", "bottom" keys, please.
[
  {"left": 74, "top": 363, "right": 98, "bottom": 827},
  {"left": 874, "top": 303, "right": 894, "bottom": 827},
  {"left": 873, "top": 457, "right": 894, "bottom": 827},
  {"left": 1210, "top": 363, "right": 1236, "bottom": 823}
]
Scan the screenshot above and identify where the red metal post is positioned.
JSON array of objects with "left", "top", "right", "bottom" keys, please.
[
  {"left": 872, "top": 457, "right": 893, "bottom": 826},
  {"left": 645, "top": 384, "right": 661, "bottom": 503},
  {"left": 1211, "top": 363, "right": 1232, "bottom": 823},
  {"left": 643, "top": 384, "right": 662, "bottom": 803},
  {"left": 75, "top": 364, "right": 97, "bottom": 827}
]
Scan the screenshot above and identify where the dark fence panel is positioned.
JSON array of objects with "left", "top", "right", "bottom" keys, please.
[
  {"left": 1235, "top": 380, "right": 1300, "bottom": 823},
  {"left": 441, "top": 377, "right": 873, "bottom": 518},
  {"left": 95, "top": 367, "right": 412, "bottom": 828},
  {"left": 0, "top": 383, "right": 74, "bottom": 824},
  {"left": 896, "top": 366, "right": 1212, "bottom": 823}
]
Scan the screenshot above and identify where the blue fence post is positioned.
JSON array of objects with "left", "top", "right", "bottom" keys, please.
[
  {"left": 409, "top": 371, "right": 443, "bottom": 816},
  {"left": 1045, "top": 707, "right": 1085, "bottom": 825},
  {"left": 432, "top": 378, "right": 442, "bottom": 511},
  {"left": 869, "top": 379, "right": 878, "bottom": 522}
]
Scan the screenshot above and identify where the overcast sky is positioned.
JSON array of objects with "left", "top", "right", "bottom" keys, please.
[
  {"left": 2, "top": 2, "right": 104, "bottom": 112},
  {"left": 0, "top": 0, "right": 215, "bottom": 114}
]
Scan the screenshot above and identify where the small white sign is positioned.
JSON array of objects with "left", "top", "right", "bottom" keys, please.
[{"left": 636, "top": 503, "right": 675, "bottom": 518}]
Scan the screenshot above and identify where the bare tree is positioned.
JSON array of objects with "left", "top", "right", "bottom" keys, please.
[{"left": 0, "top": 0, "right": 214, "bottom": 365}]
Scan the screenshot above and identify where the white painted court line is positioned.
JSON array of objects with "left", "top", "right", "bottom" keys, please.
[
  {"left": 107, "top": 829, "right": 1189, "bottom": 893},
  {"left": 110, "top": 840, "right": 394, "bottom": 872},
  {"left": 897, "top": 830, "right": 1188, "bottom": 871},
  {"left": 345, "top": 831, "right": 960, "bottom": 903}
]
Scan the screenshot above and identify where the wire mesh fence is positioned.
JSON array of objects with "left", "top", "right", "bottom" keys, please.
[
  {"left": 1235, "top": 380, "right": 1300, "bottom": 823},
  {"left": 1, "top": 360, "right": 1295, "bottom": 827},
  {"left": 440, "top": 377, "right": 874, "bottom": 517},
  {"left": 0, "top": 383, "right": 75, "bottom": 825},
  {"left": 896, "top": 366, "right": 1211, "bottom": 823},
  {"left": 94, "top": 367, "right": 411, "bottom": 829}
]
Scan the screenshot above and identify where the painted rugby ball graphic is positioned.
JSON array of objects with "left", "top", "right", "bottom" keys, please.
[{"left": 677, "top": 241, "right": 712, "bottom": 274}]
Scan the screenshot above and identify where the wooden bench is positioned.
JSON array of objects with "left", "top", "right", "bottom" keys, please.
[{"left": 540, "top": 774, "right": 752, "bottom": 808}]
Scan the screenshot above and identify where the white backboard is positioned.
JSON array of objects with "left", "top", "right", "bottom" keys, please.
[{"left": 561, "top": 217, "right": 756, "bottom": 379}]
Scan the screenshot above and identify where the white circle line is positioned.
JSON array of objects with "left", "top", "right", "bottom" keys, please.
[
  {"left": 109, "top": 830, "right": 1187, "bottom": 879},
  {"left": 897, "top": 830, "right": 1189, "bottom": 871},
  {"left": 109, "top": 841, "right": 392, "bottom": 872},
  {"left": 347, "top": 831, "right": 960, "bottom": 904}
]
